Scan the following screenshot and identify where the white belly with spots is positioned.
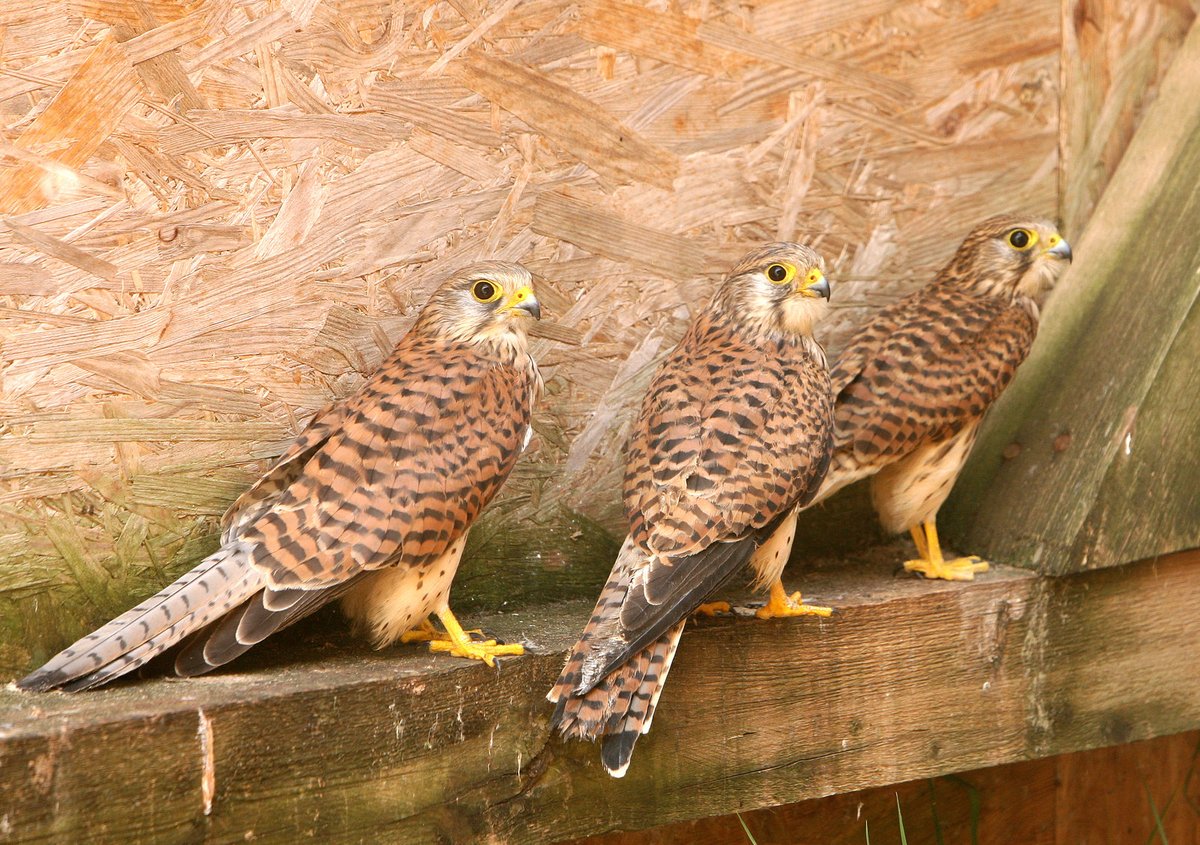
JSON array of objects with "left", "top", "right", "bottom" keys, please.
[
  {"left": 749, "top": 507, "right": 799, "bottom": 591},
  {"left": 340, "top": 534, "right": 467, "bottom": 648},
  {"left": 870, "top": 423, "right": 980, "bottom": 534}
]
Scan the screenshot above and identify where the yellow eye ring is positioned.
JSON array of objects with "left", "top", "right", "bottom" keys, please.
[
  {"left": 1007, "top": 228, "right": 1038, "bottom": 250},
  {"left": 471, "top": 279, "right": 502, "bottom": 303},
  {"left": 765, "top": 263, "right": 795, "bottom": 285}
]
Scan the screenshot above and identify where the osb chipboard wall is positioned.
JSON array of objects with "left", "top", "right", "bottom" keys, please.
[{"left": 0, "top": 0, "right": 1191, "bottom": 671}]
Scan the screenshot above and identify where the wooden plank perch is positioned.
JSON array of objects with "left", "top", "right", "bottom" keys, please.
[
  {"left": 945, "top": 19, "right": 1200, "bottom": 575},
  {"left": 3, "top": 550, "right": 1199, "bottom": 843}
]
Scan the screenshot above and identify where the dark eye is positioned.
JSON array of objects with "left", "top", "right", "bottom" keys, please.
[
  {"left": 767, "top": 264, "right": 789, "bottom": 282},
  {"left": 471, "top": 280, "right": 497, "bottom": 302},
  {"left": 1008, "top": 229, "right": 1031, "bottom": 249}
]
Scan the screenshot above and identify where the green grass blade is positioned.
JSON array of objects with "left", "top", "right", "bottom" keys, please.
[
  {"left": 945, "top": 774, "right": 983, "bottom": 845},
  {"left": 1181, "top": 734, "right": 1200, "bottom": 817},
  {"left": 736, "top": 812, "right": 759, "bottom": 845},
  {"left": 929, "top": 779, "right": 944, "bottom": 845},
  {"left": 1145, "top": 783, "right": 1169, "bottom": 845},
  {"left": 896, "top": 793, "right": 908, "bottom": 845}
]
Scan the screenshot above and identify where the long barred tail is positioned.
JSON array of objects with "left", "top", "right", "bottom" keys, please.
[
  {"left": 550, "top": 621, "right": 685, "bottom": 778},
  {"left": 17, "top": 543, "right": 262, "bottom": 692},
  {"left": 548, "top": 537, "right": 687, "bottom": 777}
]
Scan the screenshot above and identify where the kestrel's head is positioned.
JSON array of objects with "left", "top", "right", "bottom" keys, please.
[
  {"left": 417, "top": 261, "right": 542, "bottom": 349},
  {"left": 941, "top": 215, "right": 1073, "bottom": 301},
  {"left": 715, "top": 242, "right": 831, "bottom": 337}
]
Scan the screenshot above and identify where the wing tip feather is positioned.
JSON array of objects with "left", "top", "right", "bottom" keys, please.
[{"left": 15, "top": 670, "right": 65, "bottom": 692}]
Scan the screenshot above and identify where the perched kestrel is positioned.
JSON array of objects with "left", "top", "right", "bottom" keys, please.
[
  {"left": 19, "top": 263, "right": 543, "bottom": 692},
  {"left": 804, "top": 214, "right": 1072, "bottom": 580},
  {"left": 548, "top": 244, "right": 834, "bottom": 776}
]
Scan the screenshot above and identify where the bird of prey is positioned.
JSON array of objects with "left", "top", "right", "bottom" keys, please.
[
  {"left": 804, "top": 214, "right": 1072, "bottom": 580},
  {"left": 19, "top": 262, "right": 543, "bottom": 692},
  {"left": 548, "top": 243, "right": 834, "bottom": 777}
]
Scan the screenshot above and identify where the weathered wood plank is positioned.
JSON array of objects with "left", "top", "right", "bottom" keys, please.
[
  {"left": 1052, "top": 730, "right": 1200, "bottom": 844},
  {"left": 1070, "top": 300, "right": 1200, "bottom": 571},
  {"left": 946, "top": 19, "right": 1200, "bottom": 574},
  {"left": 568, "top": 730, "right": 1200, "bottom": 845},
  {"left": 2, "top": 550, "right": 1199, "bottom": 844}
]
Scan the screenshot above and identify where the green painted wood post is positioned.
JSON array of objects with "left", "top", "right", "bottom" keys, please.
[{"left": 944, "top": 20, "right": 1200, "bottom": 574}]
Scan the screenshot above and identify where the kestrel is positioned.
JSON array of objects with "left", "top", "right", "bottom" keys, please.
[
  {"left": 19, "top": 263, "right": 543, "bottom": 692},
  {"left": 804, "top": 214, "right": 1072, "bottom": 580},
  {"left": 548, "top": 244, "right": 834, "bottom": 776}
]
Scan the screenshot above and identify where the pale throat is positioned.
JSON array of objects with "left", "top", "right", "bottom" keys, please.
[
  {"left": 777, "top": 295, "right": 828, "bottom": 337},
  {"left": 473, "top": 319, "right": 530, "bottom": 362},
  {"left": 1016, "top": 257, "right": 1064, "bottom": 302}
]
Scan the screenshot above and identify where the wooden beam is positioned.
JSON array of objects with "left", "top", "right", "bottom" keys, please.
[
  {"left": 3, "top": 549, "right": 1199, "bottom": 843},
  {"left": 567, "top": 731, "right": 1200, "bottom": 845},
  {"left": 945, "top": 18, "right": 1200, "bottom": 574}
]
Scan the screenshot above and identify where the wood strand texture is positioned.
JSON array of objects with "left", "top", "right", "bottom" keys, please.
[{"left": 1, "top": 0, "right": 1188, "bottom": 671}]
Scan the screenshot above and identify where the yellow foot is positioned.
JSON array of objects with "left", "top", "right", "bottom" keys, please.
[
  {"left": 399, "top": 620, "right": 439, "bottom": 644},
  {"left": 427, "top": 637, "right": 524, "bottom": 667},
  {"left": 905, "top": 519, "right": 990, "bottom": 581},
  {"left": 755, "top": 580, "right": 832, "bottom": 620},
  {"left": 410, "top": 607, "right": 525, "bottom": 667},
  {"left": 903, "top": 555, "right": 989, "bottom": 582},
  {"left": 398, "top": 619, "right": 485, "bottom": 643},
  {"left": 694, "top": 601, "right": 732, "bottom": 617}
]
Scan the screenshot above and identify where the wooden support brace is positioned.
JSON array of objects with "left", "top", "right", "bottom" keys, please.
[{"left": 946, "top": 19, "right": 1200, "bottom": 574}]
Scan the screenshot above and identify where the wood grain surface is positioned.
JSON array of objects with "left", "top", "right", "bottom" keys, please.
[
  {"left": 2, "top": 548, "right": 1198, "bottom": 843},
  {"left": 568, "top": 730, "right": 1200, "bottom": 845}
]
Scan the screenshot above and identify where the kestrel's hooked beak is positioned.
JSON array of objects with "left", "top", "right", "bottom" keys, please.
[
  {"left": 1044, "top": 233, "right": 1073, "bottom": 262},
  {"left": 802, "top": 271, "right": 831, "bottom": 300},
  {"left": 499, "top": 285, "right": 542, "bottom": 320}
]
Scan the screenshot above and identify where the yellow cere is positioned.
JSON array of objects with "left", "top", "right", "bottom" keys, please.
[
  {"left": 499, "top": 285, "right": 535, "bottom": 312},
  {"left": 799, "top": 269, "right": 827, "bottom": 298}
]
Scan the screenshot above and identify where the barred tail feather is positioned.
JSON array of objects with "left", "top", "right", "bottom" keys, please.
[
  {"left": 547, "top": 539, "right": 638, "bottom": 717},
  {"left": 17, "top": 543, "right": 262, "bottom": 691},
  {"left": 549, "top": 529, "right": 752, "bottom": 777},
  {"left": 598, "top": 622, "right": 684, "bottom": 777},
  {"left": 550, "top": 623, "right": 684, "bottom": 777},
  {"left": 173, "top": 580, "right": 354, "bottom": 677},
  {"left": 548, "top": 538, "right": 687, "bottom": 777}
]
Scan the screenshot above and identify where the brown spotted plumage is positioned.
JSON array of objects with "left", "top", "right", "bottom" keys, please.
[
  {"left": 548, "top": 244, "right": 834, "bottom": 777},
  {"left": 806, "top": 214, "right": 1072, "bottom": 579},
  {"left": 19, "top": 263, "right": 542, "bottom": 692}
]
